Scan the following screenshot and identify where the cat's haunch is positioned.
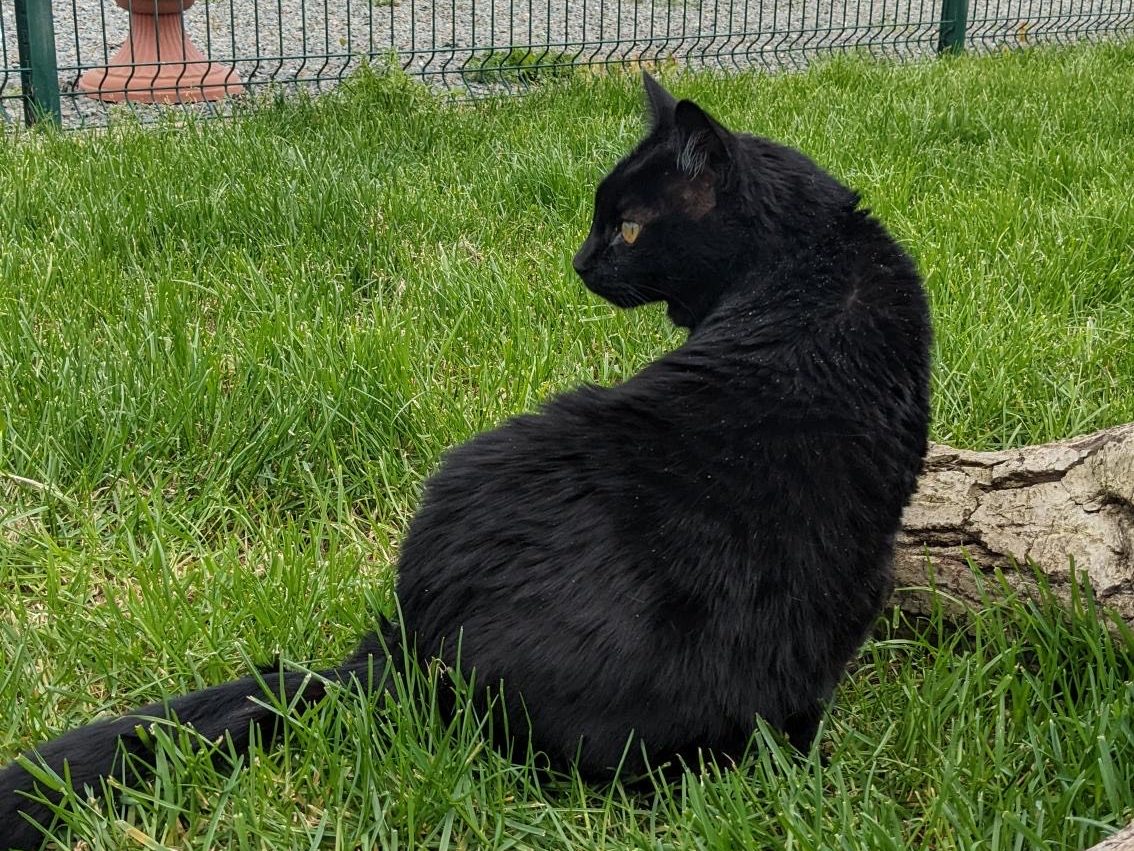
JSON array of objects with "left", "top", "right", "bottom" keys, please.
[{"left": 0, "top": 73, "right": 931, "bottom": 850}]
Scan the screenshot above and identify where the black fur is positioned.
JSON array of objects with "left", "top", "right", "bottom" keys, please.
[{"left": 0, "top": 74, "right": 931, "bottom": 849}]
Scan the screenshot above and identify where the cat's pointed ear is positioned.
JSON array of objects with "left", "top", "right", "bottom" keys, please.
[
  {"left": 642, "top": 71, "right": 678, "bottom": 132},
  {"left": 673, "top": 99, "right": 733, "bottom": 179}
]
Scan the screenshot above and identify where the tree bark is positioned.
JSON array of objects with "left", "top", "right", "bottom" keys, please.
[
  {"left": 895, "top": 423, "right": 1134, "bottom": 627},
  {"left": 1085, "top": 821, "right": 1134, "bottom": 851}
]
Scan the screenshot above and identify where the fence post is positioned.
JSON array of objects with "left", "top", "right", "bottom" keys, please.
[
  {"left": 937, "top": 0, "right": 970, "bottom": 53},
  {"left": 14, "top": 0, "right": 61, "bottom": 126}
]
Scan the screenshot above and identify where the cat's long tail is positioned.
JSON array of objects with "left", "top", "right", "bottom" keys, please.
[{"left": 0, "top": 633, "right": 389, "bottom": 851}]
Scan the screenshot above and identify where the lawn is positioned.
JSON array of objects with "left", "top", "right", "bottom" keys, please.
[{"left": 1, "top": 42, "right": 1133, "bottom": 849}]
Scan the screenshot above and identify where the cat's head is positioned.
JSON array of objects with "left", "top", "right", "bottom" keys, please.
[
  {"left": 572, "top": 73, "right": 749, "bottom": 329},
  {"left": 573, "top": 73, "right": 853, "bottom": 329}
]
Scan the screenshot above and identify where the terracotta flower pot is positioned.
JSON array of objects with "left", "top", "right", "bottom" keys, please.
[{"left": 78, "top": 0, "right": 244, "bottom": 104}]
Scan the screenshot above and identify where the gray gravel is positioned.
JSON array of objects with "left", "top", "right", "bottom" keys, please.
[{"left": 1, "top": 0, "right": 1130, "bottom": 127}]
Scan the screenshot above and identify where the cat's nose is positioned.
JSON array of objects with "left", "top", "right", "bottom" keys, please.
[{"left": 572, "top": 243, "right": 593, "bottom": 276}]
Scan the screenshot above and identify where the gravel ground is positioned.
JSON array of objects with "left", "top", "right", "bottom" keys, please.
[{"left": 1, "top": 0, "right": 1131, "bottom": 127}]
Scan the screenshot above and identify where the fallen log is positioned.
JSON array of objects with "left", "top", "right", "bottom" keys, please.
[
  {"left": 1085, "top": 821, "right": 1134, "bottom": 851},
  {"left": 895, "top": 423, "right": 1134, "bottom": 626}
]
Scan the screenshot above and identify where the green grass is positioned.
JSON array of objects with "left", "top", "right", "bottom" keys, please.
[
  {"left": 461, "top": 48, "right": 581, "bottom": 85},
  {"left": 1, "top": 42, "right": 1133, "bottom": 848}
]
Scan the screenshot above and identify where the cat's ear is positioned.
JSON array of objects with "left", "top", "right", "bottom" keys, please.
[
  {"left": 673, "top": 99, "right": 733, "bottom": 179},
  {"left": 642, "top": 71, "right": 678, "bottom": 132}
]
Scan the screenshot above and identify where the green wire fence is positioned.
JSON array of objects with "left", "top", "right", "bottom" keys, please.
[{"left": 3, "top": 0, "right": 1132, "bottom": 129}]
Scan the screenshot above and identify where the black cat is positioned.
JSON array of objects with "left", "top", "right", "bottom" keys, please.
[{"left": 0, "top": 73, "right": 931, "bottom": 849}]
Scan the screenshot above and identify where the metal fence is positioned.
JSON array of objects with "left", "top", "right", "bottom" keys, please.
[{"left": 3, "top": 0, "right": 1133, "bottom": 129}]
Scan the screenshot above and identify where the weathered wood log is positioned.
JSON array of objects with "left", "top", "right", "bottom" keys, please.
[
  {"left": 895, "top": 423, "right": 1134, "bottom": 626},
  {"left": 1085, "top": 820, "right": 1134, "bottom": 851}
]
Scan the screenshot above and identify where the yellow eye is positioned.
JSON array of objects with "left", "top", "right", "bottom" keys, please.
[{"left": 620, "top": 221, "right": 642, "bottom": 245}]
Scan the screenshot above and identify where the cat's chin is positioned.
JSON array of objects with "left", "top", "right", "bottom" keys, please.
[
  {"left": 582, "top": 281, "right": 655, "bottom": 310},
  {"left": 583, "top": 280, "right": 696, "bottom": 329}
]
